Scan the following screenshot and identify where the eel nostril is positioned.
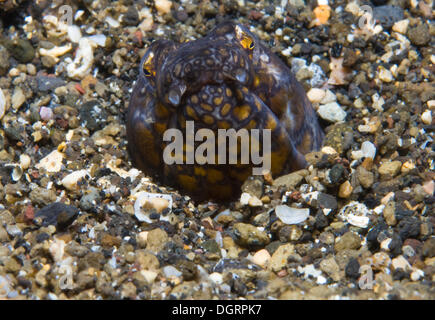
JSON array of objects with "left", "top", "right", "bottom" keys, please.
[
  {"left": 168, "top": 89, "right": 181, "bottom": 106},
  {"left": 168, "top": 84, "right": 186, "bottom": 106},
  {"left": 235, "top": 69, "right": 247, "bottom": 84}
]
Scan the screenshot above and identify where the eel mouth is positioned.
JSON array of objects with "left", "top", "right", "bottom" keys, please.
[{"left": 157, "top": 40, "right": 254, "bottom": 108}]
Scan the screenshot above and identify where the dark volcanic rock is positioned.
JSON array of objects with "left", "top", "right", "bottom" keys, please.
[{"left": 34, "top": 202, "right": 79, "bottom": 231}]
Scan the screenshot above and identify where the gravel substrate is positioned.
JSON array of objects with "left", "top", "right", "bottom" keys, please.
[{"left": 0, "top": 0, "right": 434, "bottom": 300}]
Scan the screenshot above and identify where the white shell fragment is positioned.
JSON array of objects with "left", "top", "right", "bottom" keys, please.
[
  {"left": 35, "top": 150, "right": 64, "bottom": 173},
  {"left": 11, "top": 165, "right": 23, "bottom": 182},
  {"left": 338, "top": 201, "right": 372, "bottom": 228},
  {"left": 134, "top": 191, "right": 173, "bottom": 223},
  {"left": 66, "top": 38, "right": 95, "bottom": 79},
  {"left": 39, "top": 44, "right": 72, "bottom": 63},
  {"left": 275, "top": 205, "right": 310, "bottom": 225},
  {"left": 351, "top": 141, "right": 377, "bottom": 160}
]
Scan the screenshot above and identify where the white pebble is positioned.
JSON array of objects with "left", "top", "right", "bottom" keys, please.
[
  {"left": 39, "top": 44, "right": 73, "bottom": 62},
  {"left": 378, "top": 67, "right": 394, "bottom": 82},
  {"left": 35, "top": 150, "right": 64, "bottom": 173},
  {"left": 240, "top": 192, "right": 251, "bottom": 206},
  {"left": 105, "top": 16, "right": 120, "bottom": 28},
  {"left": 361, "top": 141, "right": 377, "bottom": 159},
  {"left": 316, "top": 275, "right": 327, "bottom": 285},
  {"left": 209, "top": 272, "right": 223, "bottom": 284},
  {"left": 421, "top": 110, "right": 432, "bottom": 125},
  {"left": 392, "top": 19, "right": 409, "bottom": 34},
  {"left": 140, "top": 270, "right": 158, "bottom": 284},
  {"left": 307, "top": 88, "right": 326, "bottom": 103},
  {"left": 275, "top": 205, "right": 310, "bottom": 225},
  {"left": 162, "top": 266, "right": 182, "bottom": 278},
  {"left": 317, "top": 102, "right": 346, "bottom": 122},
  {"left": 19, "top": 154, "right": 31, "bottom": 169},
  {"left": 410, "top": 269, "right": 424, "bottom": 281},
  {"left": 61, "top": 169, "right": 88, "bottom": 191},
  {"left": 67, "top": 25, "right": 82, "bottom": 43},
  {"left": 155, "top": 0, "right": 172, "bottom": 15},
  {"left": 391, "top": 255, "right": 412, "bottom": 271},
  {"left": 281, "top": 47, "right": 292, "bottom": 57},
  {"left": 0, "top": 88, "right": 5, "bottom": 120},
  {"left": 252, "top": 249, "right": 271, "bottom": 268},
  {"left": 320, "top": 90, "right": 337, "bottom": 104}
]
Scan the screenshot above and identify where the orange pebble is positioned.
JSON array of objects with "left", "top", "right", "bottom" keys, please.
[{"left": 313, "top": 5, "right": 331, "bottom": 26}]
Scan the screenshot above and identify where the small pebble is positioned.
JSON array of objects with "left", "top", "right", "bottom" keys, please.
[
  {"left": 421, "top": 110, "right": 432, "bottom": 125},
  {"left": 338, "top": 181, "right": 353, "bottom": 198},
  {"left": 392, "top": 19, "right": 409, "bottom": 34},
  {"left": 0, "top": 88, "right": 5, "bottom": 120},
  {"left": 155, "top": 0, "right": 172, "bottom": 15},
  {"left": 61, "top": 170, "right": 88, "bottom": 191},
  {"left": 19, "top": 154, "right": 31, "bottom": 170},
  {"left": 39, "top": 107, "right": 54, "bottom": 121},
  {"left": 11, "top": 87, "right": 25, "bottom": 110},
  {"left": 317, "top": 102, "right": 346, "bottom": 123},
  {"left": 378, "top": 161, "right": 402, "bottom": 176},
  {"left": 35, "top": 150, "right": 64, "bottom": 173},
  {"left": 252, "top": 249, "right": 271, "bottom": 268}
]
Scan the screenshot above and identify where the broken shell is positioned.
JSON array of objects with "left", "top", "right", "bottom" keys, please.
[
  {"left": 4, "top": 163, "right": 23, "bottom": 182},
  {"left": 275, "top": 205, "right": 310, "bottom": 225},
  {"left": 4, "top": 163, "right": 24, "bottom": 182},
  {"left": 11, "top": 165, "right": 23, "bottom": 182},
  {"left": 338, "top": 201, "right": 372, "bottom": 228},
  {"left": 133, "top": 191, "right": 173, "bottom": 223}
]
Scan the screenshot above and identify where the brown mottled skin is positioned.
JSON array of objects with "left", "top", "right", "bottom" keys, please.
[{"left": 127, "top": 21, "right": 323, "bottom": 201}]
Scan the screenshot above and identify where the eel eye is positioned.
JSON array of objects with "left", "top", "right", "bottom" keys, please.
[
  {"left": 235, "top": 25, "right": 255, "bottom": 51},
  {"left": 240, "top": 36, "right": 254, "bottom": 50},
  {"left": 143, "top": 68, "right": 152, "bottom": 77}
]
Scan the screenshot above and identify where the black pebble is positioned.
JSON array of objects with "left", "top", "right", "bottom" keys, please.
[
  {"left": 123, "top": 6, "right": 139, "bottom": 26},
  {"left": 35, "top": 232, "right": 50, "bottom": 243},
  {"left": 78, "top": 100, "right": 108, "bottom": 133},
  {"left": 345, "top": 258, "right": 360, "bottom": 279},
  {"left": 373, "top": 5, "right": 404, "bottom": 29},
  {"left": 397, "top": 217, "right": 421, "bottom": 240},
  {"left": 367, "top": 220, "right": 388, "bottom": 250},
  {"left": 314, "top": 210, "right": 329, "bottom": 230},
  {"left": 34, "top": 202, "right": 79, "bottom": 231},
  {"left": 388, "top": 233, "right": 403, "bottom": 257},
  {"left": 328, "top": 163, "right": 345, "bottom": 184},
  {"left": 393, "top": 269, "right": 410, "bottom": 281},
  {"left": 318, "top": 193, "right": 338, "bottom": 210}
]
